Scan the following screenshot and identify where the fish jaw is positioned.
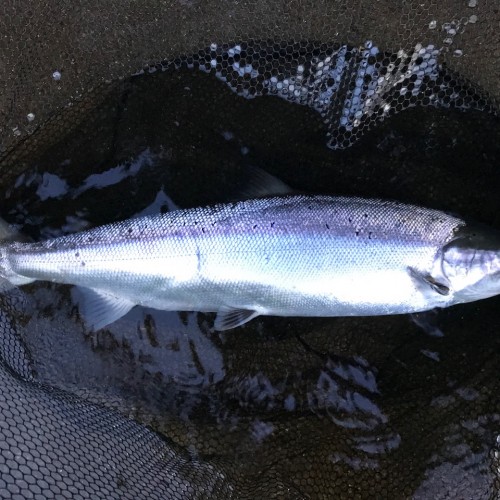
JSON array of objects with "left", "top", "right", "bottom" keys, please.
[{"left": 439, "top": 225, "right": 500, "bottom": 304}]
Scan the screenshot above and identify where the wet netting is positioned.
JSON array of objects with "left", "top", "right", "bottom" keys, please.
[{"left": 1, "top": 0, "right": 500, "bottom": 498}]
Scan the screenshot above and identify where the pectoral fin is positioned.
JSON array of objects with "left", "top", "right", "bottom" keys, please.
[
  {"left": 72, "top": 286, "right": 135, "bottom": 330},
  {"left": 408, "top": 267, "right": 450, "bottom": 296},
  {"left": 214, "top": 308, "right": 260, "bottom": 331}
]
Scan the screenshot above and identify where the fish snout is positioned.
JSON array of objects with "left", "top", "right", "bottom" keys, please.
[{"left": 441, "top": 231, "right": 500, "bottom": 302}]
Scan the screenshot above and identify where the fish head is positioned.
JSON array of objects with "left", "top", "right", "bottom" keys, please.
[{"left": 440, "top": 224, "right": 500, "bottom": 303}]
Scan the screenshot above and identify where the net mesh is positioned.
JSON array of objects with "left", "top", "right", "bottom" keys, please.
[{"left": 1, "top": 0, "right": 500, "bottom": 498}]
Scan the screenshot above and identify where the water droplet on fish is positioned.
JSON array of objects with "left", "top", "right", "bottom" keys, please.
[
  {"left": 26, "top": 113, "right": 35, "bottom": 122},
  {"left": 52, "top": 70, "right": 62, "bottom": 81}
]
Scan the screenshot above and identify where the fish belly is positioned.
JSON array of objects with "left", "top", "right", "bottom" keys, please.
[{"left": 4, "top": 195, "right": 457, "bottom": 318}]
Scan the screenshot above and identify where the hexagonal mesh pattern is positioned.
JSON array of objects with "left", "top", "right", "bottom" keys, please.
[
  {"left": 0, "top": 304, "right": 233, "bottom": 500},
  {"left": 1, "top": 0, "right": 499, "bottom": 160},
  {"left": 0, "top": 0, "right": 499, "bottom": 499},
  {"left": 146, "top": 40, "right": 496, "bottom": 149}
]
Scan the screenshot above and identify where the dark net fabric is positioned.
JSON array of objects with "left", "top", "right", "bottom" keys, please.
[
  {"left": 0, "top": 298, "right": 234, "bottom": 500},
  {"left": 0, "top": 0, "right": 500, "bottom": 498},
  {"left": 149, "top": 39, "right": 496, "bottom": 150}
]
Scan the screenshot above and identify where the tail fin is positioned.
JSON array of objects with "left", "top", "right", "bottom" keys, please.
[{"left": 0, "top": 218, "right": 33, "bottom": 291}]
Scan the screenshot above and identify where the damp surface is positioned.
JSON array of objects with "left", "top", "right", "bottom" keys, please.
[{"left": 0, "top": 39, "right": 500, "bottom": 499}]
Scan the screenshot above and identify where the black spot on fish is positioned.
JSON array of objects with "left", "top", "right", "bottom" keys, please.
[
  {"left": 81, "top": 261, "right": 86, "bottom": 267},
  {"left": 253, "top": 224, "right": 258, "bottom": 229},
  {"left": 325, "top": 223, "right": 330, "bottom": 229},
  {"left": 202, "top": 227, "right": 206, "bottom": 233},
  {"left": 348, "top": 217, "right": 352, "bottom": 223},
  {"left": 355, "top": 230, "right": 360, "bottom": 236},
  {"left": 271, "top": 222, "right": 275, "bottom": 228},
  {"left": 128, "top": 228, "right": 133, "bottom": 234},
  {"left": 368, "top": 232, "right": 373, "bottom": 239},
  {"left": 75, "top": 252, "right": 80, "bottom": 258},
  {"left": 363, "top": 213, "right": 368, "bottom": 218}
]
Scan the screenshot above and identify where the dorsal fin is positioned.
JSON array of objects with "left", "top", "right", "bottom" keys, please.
[{"left": 232, "top": 166, "right": 295, "bottom": 201}]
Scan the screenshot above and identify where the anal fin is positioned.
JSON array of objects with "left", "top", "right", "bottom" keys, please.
[
  {"left": 71, "top": 286, "right": 135, "bottom": 330},
  {"left": 214, "top": 308, "right": 260, "bottom": 331}
]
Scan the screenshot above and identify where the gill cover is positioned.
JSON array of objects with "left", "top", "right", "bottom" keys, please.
[{"left": 440, "top": 223, "right": 500, "bottom": 302}]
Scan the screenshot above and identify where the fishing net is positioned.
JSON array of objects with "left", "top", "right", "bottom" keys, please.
[{"left": 1, "top": 0, "right": 500, "bottom": 498}]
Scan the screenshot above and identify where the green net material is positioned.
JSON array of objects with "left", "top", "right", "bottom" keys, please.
[{"left": 0, "top": 1, "right": 500, "bottom": 498}]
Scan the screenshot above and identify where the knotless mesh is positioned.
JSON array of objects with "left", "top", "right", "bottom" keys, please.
[
  {"left": 0, "top": 299, "right": 235, "bottom": 500},
  {"left": 146, "top": 39, "right": 496, "bottom": 150},
  {"left": 0, "top": 0, "right": 500, "bottom": 498}
]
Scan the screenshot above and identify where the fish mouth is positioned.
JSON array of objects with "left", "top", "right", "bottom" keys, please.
[{"left": 452, "top": 273, "right": 500, "bottom": 302}]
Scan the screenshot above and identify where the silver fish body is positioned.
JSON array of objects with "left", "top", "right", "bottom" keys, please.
[{"left": 1, "top": 195, "right": 499, "bottom": 330}]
